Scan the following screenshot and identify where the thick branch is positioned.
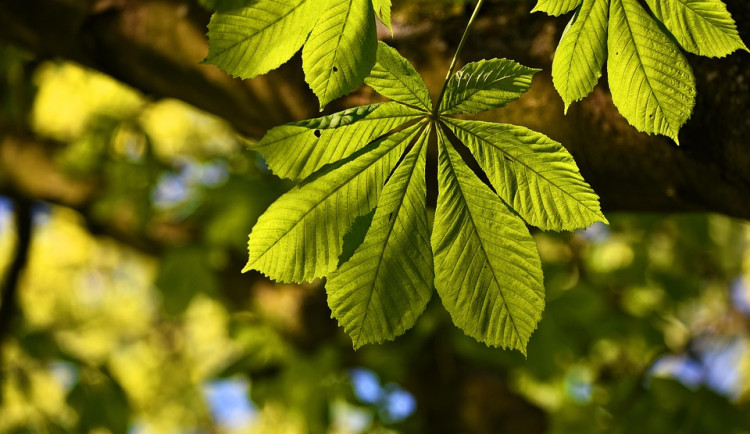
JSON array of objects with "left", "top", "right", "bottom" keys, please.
[{"left": 0, "top": 0, "right": 749, "bottom": 219}]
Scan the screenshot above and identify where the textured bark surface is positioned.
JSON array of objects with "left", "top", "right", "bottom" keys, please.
[{"left": 1, "top": 0, "right": 749, "bottom": 219}]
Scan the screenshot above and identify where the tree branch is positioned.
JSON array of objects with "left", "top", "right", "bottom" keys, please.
[{"left": 0, "top": 197, "right": 33, "bottom": 345}]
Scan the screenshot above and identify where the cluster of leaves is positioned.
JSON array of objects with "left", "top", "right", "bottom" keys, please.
[
  {"left": 203, "top": 0, "right": 746, "bottom": 353},
  {"left": 534, "top": 0, "right": 749, "bottom": 142},
  {"left": 241, "top": 42, "right": 607, "bottom": 354},
  {"left": 206, "top": 0, "right": 393, "bottom": 108}
]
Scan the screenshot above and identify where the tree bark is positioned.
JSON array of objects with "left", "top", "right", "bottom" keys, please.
[{"left": 0, "top": 0, "right": 749, "bottom": 219}]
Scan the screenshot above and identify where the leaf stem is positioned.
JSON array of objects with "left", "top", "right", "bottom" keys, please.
[{"left": 433, "top": 0, "right": 487, "bottom": 116}]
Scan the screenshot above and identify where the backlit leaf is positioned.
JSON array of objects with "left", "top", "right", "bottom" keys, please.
[
  {"left": 645, "top": 0, "right": 749, "bottom": 57},
  {"left": 432, "top": 127, "right": 545, "bottom": 353},
  {"left": 327, "top": 127, "right": 433, "bottom": 348},
  {"left": 243, "top": 124, "right": 425, "bottom": 282},
  {"left": 252, "top": 102, "right": 423, "bottom": 180},
  {"left": 608, "top": 0, "right": 696, "bottom": 143},
  {"left": 365, "top": 42, "right": 433, "bottom": 111},
  {"left": 439, "top": 59, "right": 539, "bottom": 114},
  {"left": 444, "top": 117, "right": 606, "bottom": 231},
  {"left": 303, "top": 0, "right": 378, "bottom": 108},
  {"left": 206, "top": 0, "right": 323, "bottom": 79},
  {"left": 372, "top": 0, "right": 393, "bottom": 33},
  {"left": 552, "top": 0, "right": 609, "bottom": 111},
  {"left": 531, "top": 0, "right": 583, "bottom": 16}
]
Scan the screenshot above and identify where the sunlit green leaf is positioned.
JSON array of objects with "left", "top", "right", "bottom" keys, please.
[
  {"left": 303, "top": 0, "right": 378, "bottom": 108},
  {"left": 552, "top": 0, "right": 608, "bottom": 112},
  {"left": 432, "top": 127, "right": 545, "bottom": 354},
  {"left": 372, "top": 0, "right": 393, "bottom": 33},
  {"left": 531, "top": 0, "right": 582, "bottom": 16},
  {"left": 365, "top": 42, "right": 433, "bottom": 111},
  {"left": 444, "top": 117, "right": 606, "bottom": 230},
  {"left": 327, "top": 128, "right": 433, "bottom": 348},
  {"left": 206, "top": 0, "right": 323, "bottom": 79},
  {"left": 252, "top": 102, "right": 423, "bottom": 180},
  {"left": 645, "top": 0, "right": 749, "bottom": 57},
  {"left": 608, "top": 0, "right": 696, "bottom": 143},
  {"left": 243, "top": 124, "right": 425, "bottom": 282},
  {"left": 439, "top": 59, "right": 539, "bottom": 114}
]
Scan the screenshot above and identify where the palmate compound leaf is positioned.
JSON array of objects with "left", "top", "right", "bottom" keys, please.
[
  {"left": 645, "top": 0, "right": 749, "bottom": 58},
  {"left": 608, "top": 0, "right": 696, "bottom": 143},
  {"left": 432, "top": 127, "right": 544, "bottom": 354},
  {"left": 552, "top": 0, "right": 608, "bottom": 112},
  {"left": 531, "top": 0, "right": 582, "bottom": 16},
  {"left": 438, "top": 59, "right": 540, "bottom": 115},
  {"left": 326, "top": 126, "right": 433, "bottom": 348},
  {"left": 244, "top": 123, "right": 426, "bottom": 282},
  {"left": 251, "top": 102, "right": 424, "bottom": 180},
  {"left": 443, "top": 117, "right": 607, "bottom": 231},
  {"left": 244, "top": 43, "right": 606, "bottom": 353},
  {"left": 206, "top": 0, "right": 379, "bottom": 109},
  {"left": 303, "top": 0, "right": 377, "bottom": 108}
]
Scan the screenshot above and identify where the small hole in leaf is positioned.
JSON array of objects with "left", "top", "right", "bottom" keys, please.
[
  {"left": 333, "top": 66, "right": 338, "bottom": 72},
  {"left": 314, "top": 129, "right": 321, "bottom": 137}
]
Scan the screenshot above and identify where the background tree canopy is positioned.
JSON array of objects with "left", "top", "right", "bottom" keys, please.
[{"left": 0, "top": 0, "right": 749, "bottom": 432}]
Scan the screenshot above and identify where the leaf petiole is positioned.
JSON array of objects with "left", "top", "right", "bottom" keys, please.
[{"left": 433, "top": 0, "right": 487, "bottom": 117}]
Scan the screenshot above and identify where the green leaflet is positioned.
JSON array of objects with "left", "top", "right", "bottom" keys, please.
[
  {"left": 608, "top": 0, "right": 696, "bottom": 143},
  {"left": 365, "top": 42, "right": 433, "bottom": 111},
  {"left": 552, "top": 0, "right": 608, "bottom": 112},
  {"left": 244, "top": 124, "right": 424, "bottom": 282},
  {"left": 439, "top": 59, "right": 540, "bottom": 114},
  {"left": 206, "top": 0, "right": 380, "bottom": 108},
  {"left": 444, "top": 118, "right": 606, "bottom": 231},
  {"left": 206, "top": 0, "right": 323, "bottom": 79},
  {"left": 372, "top": 0, "right": 393, "bottom": 33},
  {"left": 531, "top": 0, "right": 582, "bottom": 16},
  {"left": 541, "top": 0, "right": 744, "bottom": 141},
  {"left": 303, "top": 0, "right": 378, "bottom": 109},
  {"left": 252, "top": 102, "right": 423, "bottom": 180},
  {"left": 645, "top": 0, "right": 749, "bottom": 57},
  {"left": 327, "top": 127, "right": 433, "bottom": 348},
  {"left": 433, "top": 127, "right": 545, "bottom": 354}
]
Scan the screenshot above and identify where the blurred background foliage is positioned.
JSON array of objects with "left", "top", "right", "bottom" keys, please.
[{"left": 1, "top": 2, "right": 750, "bottom": 433}]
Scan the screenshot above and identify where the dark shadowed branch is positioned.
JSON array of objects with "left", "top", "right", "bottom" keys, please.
[{"left": 0, "top": 196, "right": 33, "bottom": 347}]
